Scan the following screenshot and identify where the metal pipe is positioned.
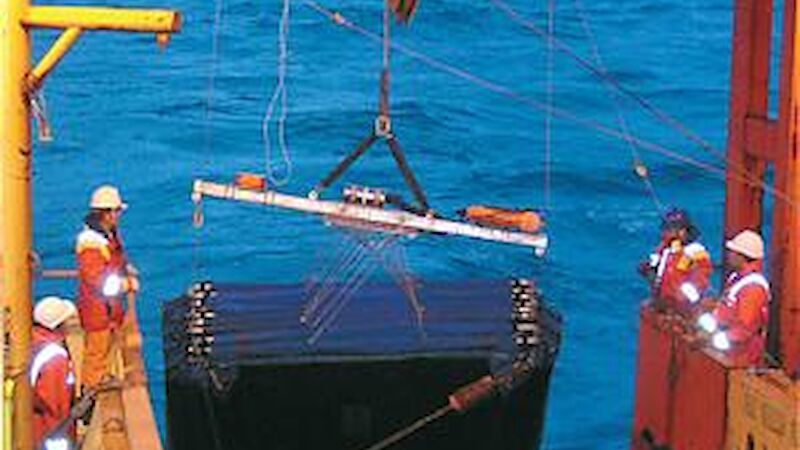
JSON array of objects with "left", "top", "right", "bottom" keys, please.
[
  {"left": 1, "top": 0, "right": 35, "bottom": 445},
  {"left": 37, "top": 269, "right": 78, "bottom": 279},
  {"left": 26, "top": 27, "right": 82, "bottom": 90},
  {"left": 22, "top": 6, "right": 181, "bottom": 33},
  {"left": 1, "top": 3, "right": 180, "bottom": 448},
  {"left": 194, "top": 180, "right": 549, "bottom": 251}
]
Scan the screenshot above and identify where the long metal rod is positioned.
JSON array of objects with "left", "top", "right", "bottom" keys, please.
[
  {"left": 26, "top": 27, "right": 81, "bottom": 90},
  {"left": 193, "top": 180, "right": 549, "bottom": 251},
  {"left": 22, "top": 6, "right": 181, "bottom": 32},
  {"left": 1, "top": 3, "right": 180, "bottom": 448},
  {"left": 2, "top": 0, "right": 35, "bottom": 445}
]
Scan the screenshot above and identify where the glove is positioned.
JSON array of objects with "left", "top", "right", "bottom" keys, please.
[
  {"left": 122, "top": 276, "right": 140, "bottom": 293},
  {"left": 638, "top": 261, "right": 655, "bottom": 281}
]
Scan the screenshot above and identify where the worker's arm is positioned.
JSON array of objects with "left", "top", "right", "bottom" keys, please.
[
  {"left": 675, "top": 243, "right": 712, "bottom": 303},
  {"left": 37, "top": 358, "right": 72, "bottom": 431},
  {"left": 77, "top": 247, "right": 110, "bottom": 297},
  {"left": 719, "top": 286, "right": 767, "bottom": 343},
  {"left": 688, "top": 252, "right": 713, "bottom": 293}
]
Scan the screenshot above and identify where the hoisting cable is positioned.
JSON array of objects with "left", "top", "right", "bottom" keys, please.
[
  {"left": 197, "top": 0, "right": 226, "bottom": 448},
  {"left": 193, "top": 0, "right": 227, "bottom": 281},
  {"left": 488, "top": 0, "right": 790, "bottom": 208},
  {"left": 306, "top": 1, "right": 431, "bottom": 212},
  {"left": 571, "top": 0, "right": 664, "bottom": 213},
  {"left": 543, "top": 0, "right": 554, "bottom": 213},
  {"left": 262, "top": 0, "right": 294, "bottom": 186},
  {"left": 487, "top": 0, "right": 727, "bottom": 165},
  {"left": 300, "top": 0, "right": 794, "bottom": 206}
]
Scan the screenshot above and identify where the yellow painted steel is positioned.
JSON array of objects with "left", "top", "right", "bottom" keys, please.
[
  {"left": 1, "top": 309, "right": 4, "bottom": 450},
  {"left": 26, "top": 27, "right": 81, "bottom": 90},
  {"left": 22, "top": 6, "right": 180, "bottom": 32},
  {"left": 1, "top": 1, "right": 180, "bottom": 448},
  {"left": 3, "top": 380, "right": 13, "bottom": 450},
  {"left": 1, "top": 0, "right": 36, "bottom": 447},
  {"left": 726, "top": 369, "right": 800, "bottom": 450}
]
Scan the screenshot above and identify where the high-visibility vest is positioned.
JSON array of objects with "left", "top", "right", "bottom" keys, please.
[
  {"left": 30, "top": 342, "right": 74, "bottom": 387},
  {"left": 723, "top": 271, "right": 771, "bottom": 326}
]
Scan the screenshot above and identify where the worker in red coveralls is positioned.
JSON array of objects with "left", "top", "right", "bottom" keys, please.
[
  {"left": 31, "top": 296, "right": 77, "bottom": 450},
  {"left": 697, "top": 230, "right": 770, "bottom": 365},
  {"left": 76, "top": 185, "right": 139, "bottom": 389},
  {"left": 639, "top": 207, "right": 713, "bottom": 315}
]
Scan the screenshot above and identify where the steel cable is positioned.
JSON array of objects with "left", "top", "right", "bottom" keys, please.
[
  {"left": 543, "top": 0, "right": 555, "bottom": 212},
  {"left": 194, "top": 0, "right": 227, "bottom": 281},
  {"left": 487, "top": 0, "right": 727, "bottom": 163},
  {"left": 571, "top": 0, "right": 665, "bottom": 213},
  {"left": 301, "top": 0, "right": 795, "bottom": 206}
]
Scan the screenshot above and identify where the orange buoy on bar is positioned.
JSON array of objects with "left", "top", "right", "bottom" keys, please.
[
  {"left": 460, "top": 206, "right": 544, "bottom": 233},
  {"left": 234, "top": 172, "right": 267, "bottom": 191}
]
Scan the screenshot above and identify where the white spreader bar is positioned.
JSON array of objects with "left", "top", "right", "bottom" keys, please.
[{"left": 193, "top": 180, "right": 549, "bottom": 253}]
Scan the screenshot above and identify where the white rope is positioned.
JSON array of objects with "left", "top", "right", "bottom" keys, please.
[{"left": 262, "top": 0, "right": 294, "bottom": 187}]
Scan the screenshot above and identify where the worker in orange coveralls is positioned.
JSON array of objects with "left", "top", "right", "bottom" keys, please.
[
  {"left": 76, "top": 185, "right": 139, "bottom": 389},
  {"left": 31, "top": 296, "right": 77, "bottom": 449},
  {"left": 639, "top": 207, "right": 713, "bottom": 315},
  {"left": 697, "top": 229, "right": 770, "bottom": 365}
]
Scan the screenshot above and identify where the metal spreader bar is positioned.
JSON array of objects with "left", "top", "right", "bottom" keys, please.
[{"left": 193, "top": 179, "right": 549, "bottom": 252}]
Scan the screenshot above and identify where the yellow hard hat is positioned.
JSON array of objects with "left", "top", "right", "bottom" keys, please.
[
  {"left": 725, "top": 229, "right": 765, "bottom": 260},
  {"left": 33, "top": 296, "right": 77, "bottom": 330},
  {"left": 90, "top": 185, "right": 127, "bottom": 210}
]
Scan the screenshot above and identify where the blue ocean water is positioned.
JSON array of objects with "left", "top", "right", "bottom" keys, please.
[{"left": 30, "top": 0, "right": 748, "bottom": 448}]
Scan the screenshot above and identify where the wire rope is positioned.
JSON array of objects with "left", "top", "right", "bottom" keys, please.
[
  {"left": 486, "top": 0, "right": 794, "bottom": 208},
  {"left": 571, "top": 0, "right": 665, "bottom": 213},
  {"left": 300, "top": 0, "right": 794, "bottom": 206},
  {"left": 543, "top": 0, "right": 554, "bottom": 212},
  {"left": 193, "top": 0, "right": 227, "bottom": 281},
  {"left": 487, "top": 0, "right": 727, "bottom": 163},
  {"left": 196, "top": 1, "right": 226, "bottom": 447}
]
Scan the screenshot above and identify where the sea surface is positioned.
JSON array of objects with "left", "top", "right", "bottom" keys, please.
[{"left": 30, "top": 0, "right": 765, "bottom": 448}]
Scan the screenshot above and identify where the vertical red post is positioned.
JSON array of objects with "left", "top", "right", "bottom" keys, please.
[
  {"left": 723, "top": 0, "right": 772, "bottom": 238},
  {"left": 723, "top": 0, "right": 800, "bottom": 377},
  {"left": 633, "top": 2, "right": 800, "bottom": 448},
  {"left": 773, "top": 0, "right": 800, "bottom": 374}
]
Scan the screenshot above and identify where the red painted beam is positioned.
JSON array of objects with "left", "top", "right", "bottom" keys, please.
[{"left": 744, "top": 115, "right": 779, "bottom": 162}]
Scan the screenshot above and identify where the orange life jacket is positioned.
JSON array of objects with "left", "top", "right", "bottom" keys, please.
[{"left": 75, "top": 223, "right": 127, "bottom": 332}]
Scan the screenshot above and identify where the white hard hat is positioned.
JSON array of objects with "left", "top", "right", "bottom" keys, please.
[
  {"left": 90, "top": 185, "right": 127, "bottom": 210},
  {"left": 33, "top": 296, "right": 77, "bottom": 330},
  {"left": 726, "top": 229, "right": 765, "bottom": 260}
]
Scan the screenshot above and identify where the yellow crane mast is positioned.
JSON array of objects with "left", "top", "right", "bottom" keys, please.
[{"left": 0, "top": 2, "right": 179, "bottom": 449}]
